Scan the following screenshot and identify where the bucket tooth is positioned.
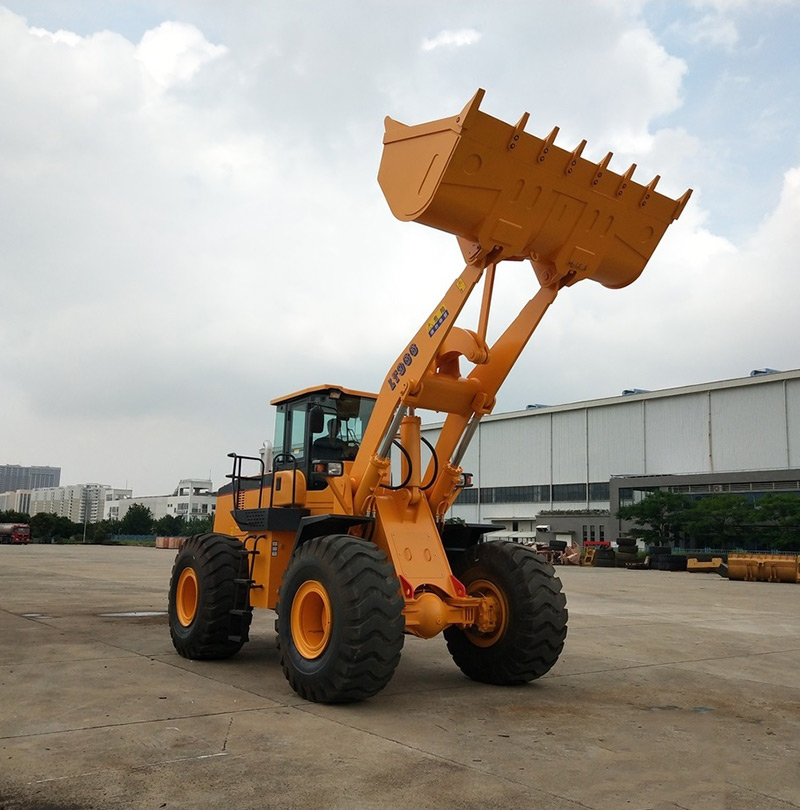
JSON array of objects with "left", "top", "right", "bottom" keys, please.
[
  {"left": 616, "top": 163, "right": 637, "bottom": 197},
  {"left": 456, "top": 87, "right": 486, "bottom": 128},
  {"left": 639, "top": 175, "right": 661, "bottom": 207},
  {"left": 383, "top": 116, "right": 410, "bottom": 138},
  {"left": 565, "top": 139, "right": 587, "bottom": 174},
  {"left": 672, "top": 188, "right": 693, "bottom": 220},
  {"left": 592, "top": 152, "right": 613, "bottom": 185},
  {"left": 537, "top": 126, "right": 560, "bottom": 163},
  {"left": 508, "top": 111, "right": 530, "bottom": 150}
]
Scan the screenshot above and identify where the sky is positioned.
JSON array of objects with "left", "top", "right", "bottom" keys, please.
[{"left": 1, "top": 0, "right": 799, "bottom": 496}]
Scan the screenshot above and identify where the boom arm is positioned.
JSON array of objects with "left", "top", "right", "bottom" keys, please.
[
  {"left": 351, "top": 89, "right": 691, "bottom": 518},
  {"left": 350, "top": 258, "right": 490, "bottom": 514}
]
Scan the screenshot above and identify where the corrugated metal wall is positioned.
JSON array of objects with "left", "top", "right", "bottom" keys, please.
[
  {"left": 644, "top": 393, "right": 710, "bottom": 474},
  {"left": 788, "top": 378, "right": 800, "bottom": 466},
  {"left": 551, "top": 410, "right": 586, "bottom": 483},
  {"left": 478, "top": 416, "right": 549, "bottom": 486},
  {"left": 588, "top": 402, "right": 645, "bottom": 478},
  {"left": 710, "top": 383, "right": 788, "bottom": 471},
  {"left": 423, "top": 371, "right": 800, "bottom": 521},
  {"left": 472, "top": 377, "right": 799, "bottom": 484}
]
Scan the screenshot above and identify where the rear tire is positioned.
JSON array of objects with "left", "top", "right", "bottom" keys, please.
[
  {"left": 444, "top": 541, "right": 568, "bottom": 685},
  {"left": 168, "top": 533, "right": 250, "bottom": 660},
  {"left": 277, "top": 535, "right": 404, "bottom": 703}
]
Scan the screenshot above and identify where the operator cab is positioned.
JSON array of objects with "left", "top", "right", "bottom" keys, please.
[{"left": 271, "top": 385, "right": 377, "bottom": 490}]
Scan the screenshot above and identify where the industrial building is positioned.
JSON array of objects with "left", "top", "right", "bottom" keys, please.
[{"left": 427, "top": 368, "right": 800, "bottom": 544}]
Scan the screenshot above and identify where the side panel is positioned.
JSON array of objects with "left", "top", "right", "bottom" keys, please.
[
  {"left": 215, "top": 484, "right": 362, "bottom": 610},
  {"left": 789, "top": 379, "right": 800, "bottom": 468},
  {"left": 711, "top": 384, "right": 789, "bottom": 471},
  {"left": 645, "top": 393, "right": 710, "bottom": 474},
  {"left": 588, "top": 402, "right": 645, "bottom": 478},
  {"left": 249, "top": 530, "right": 294, "bottom": 610},
  {"left": 551, "top": 410, "right": 586, "bottom": 484},
  {"left": 480, "top": 416, "right": 551, "bottom": 486}
]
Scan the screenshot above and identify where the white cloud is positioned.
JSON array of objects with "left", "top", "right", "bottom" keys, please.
[
  {"left": 0, "top": 1, "right": 798, "bottom": 495},
  {"left": 422, "top": 28, "right": 481, "bottom": 51},
  {"left": 29, "top": 26, "right": 81, "bottom": 46},
  {"left": 136, "top": 21, "right": 227, "bottom": 88}
]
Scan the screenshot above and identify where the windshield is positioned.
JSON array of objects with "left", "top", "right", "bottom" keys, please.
[
  {"left": 310, "top": 393, "right": 375, "bottom": 461},
  {"left": 273, "top": 391, "right": 376, "bottom": 476}
]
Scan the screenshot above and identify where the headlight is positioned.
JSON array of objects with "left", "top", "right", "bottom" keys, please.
[{"left": 312, "top": 461, "right": 344, "bottom": 477}]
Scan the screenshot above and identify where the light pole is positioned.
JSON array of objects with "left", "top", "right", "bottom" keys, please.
[{"left": 82, "top": 486, "right": 91, "bottom": 544}]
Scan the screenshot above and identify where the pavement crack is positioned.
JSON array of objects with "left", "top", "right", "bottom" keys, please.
[
  {"left": 0, "top": 706, "right": 274, "bottom": 742},
  {"left": 727, "top": 782, "right": 800, "bottom": 809},
  {"left": 221, "top": 715, "right": 234, "bottom": 752}
]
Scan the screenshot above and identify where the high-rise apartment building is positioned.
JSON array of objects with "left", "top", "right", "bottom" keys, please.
[
  {"left": 0, "top": 489, "right": 31, "bottom": 513},
  {"left": 29, "top": 484, "right": 132, "bottom": 523},
  {"left": 0, "top": 464, "right": 61, "bottom": 492}
]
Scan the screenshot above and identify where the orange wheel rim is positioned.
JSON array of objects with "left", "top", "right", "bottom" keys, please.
[
  {"left": 291, "top": 580, "right": 332, "bottom": 659},
  {"left": 176, "top": 567, "right": 199, "bottom": 626},
  {"left": 466, "top": 578, "right": 508, "bottom": 648}
]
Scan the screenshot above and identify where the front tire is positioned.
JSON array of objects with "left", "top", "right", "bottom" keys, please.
[
  {"left": 444, "top": 541, "right": 568, "bottom": 685},
  {"left": 168, "top": 533, "right": 251, "bottom": 660},
  {"left": 277, "top": 535, "right": 404, "bottom": 703}
]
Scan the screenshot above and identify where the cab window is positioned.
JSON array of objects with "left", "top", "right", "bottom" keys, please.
[
  {"left": 287, "top": 401, "right": 307, "bottom": 463},
  {"left": 273, "top": 409, "right": 286, "bottom": 457}
]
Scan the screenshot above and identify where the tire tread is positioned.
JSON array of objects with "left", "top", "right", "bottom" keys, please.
[
  {"left": 168, "top": 533, "right": 250, "bottom": 660},
  {"left": 445, "top": 541, "right": 568, "bottom": 685},
  {"left": 276, "top": 535, "right": 404, "bottom": 703}
]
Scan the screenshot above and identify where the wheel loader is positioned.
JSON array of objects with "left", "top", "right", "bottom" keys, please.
[{"left": 168, "top": 89, "right": 691, "bottom": 703}]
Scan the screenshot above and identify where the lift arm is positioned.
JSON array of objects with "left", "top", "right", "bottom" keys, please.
[{"left": 351, "top": 89, "right": 691, "bottom": 518}]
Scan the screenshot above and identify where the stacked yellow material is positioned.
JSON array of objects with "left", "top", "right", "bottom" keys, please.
[{"left": 727, "top": 553, "right": 799, "bottom": 583}]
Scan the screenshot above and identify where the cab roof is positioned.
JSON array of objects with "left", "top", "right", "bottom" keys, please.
[{"left": 270, "top": 384, "right": 377, "bottom": 406}]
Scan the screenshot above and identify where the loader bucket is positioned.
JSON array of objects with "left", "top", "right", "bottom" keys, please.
[
  {"left": 378, "top": 89, "right": 691, "bottom": 288},
  {"left": 727, "top": 553, "right": 800, "bottom": 583}
]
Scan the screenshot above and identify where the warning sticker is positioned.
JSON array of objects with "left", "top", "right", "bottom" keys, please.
[{"left": 427, "top": 305, "right": 449, "bottom": 337}]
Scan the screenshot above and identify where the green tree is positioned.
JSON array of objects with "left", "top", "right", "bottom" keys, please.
[
  {"left": 155, "top": 514, "right": 185, "bottom": 536},
  {"left": 181, "top": 515, "right": 213, "bottom": 536},
  {"left": 29, "top": 512, "right": 81, "bottom": 542},
  {"left": 616, "top": 490, "right": 691, "bottom": 545},
  {"left": 119, "top": 503, "right": 154, "bottom": 535},
  {"left": 681, "top": 494, "right": 754, "bottom": 548},
  {"left": 87, "top": 519, "right": 120, "bottom": 544},
  {"left": 0, "top": 509, "right": 30, "bottom": 524},
  {"left": 754, "top": 493, "right": 800, "bottom": 550}
]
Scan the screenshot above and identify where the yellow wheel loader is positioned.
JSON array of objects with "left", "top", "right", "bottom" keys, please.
[{"left": 168, "top": 90, "right": 691, "bottom": 703}]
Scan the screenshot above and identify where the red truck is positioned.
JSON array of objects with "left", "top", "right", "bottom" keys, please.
[{"left": 0, "top": 523, "right": 31, "bottom": 544}]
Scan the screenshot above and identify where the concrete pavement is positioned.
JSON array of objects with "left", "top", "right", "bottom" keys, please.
[{"left": 1, "top": 545, "right": 798, "bottom": 809}]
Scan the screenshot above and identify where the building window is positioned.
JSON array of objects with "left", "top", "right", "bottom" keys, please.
[
  {"left": 582, "top": 525, "right": 588, "bottom": 542},
  {"left": 453, "top": 484, "right": 552, "bottom": 505},
  {"left": 552, "top": 483, "right": 587, "bottom": 502}
]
